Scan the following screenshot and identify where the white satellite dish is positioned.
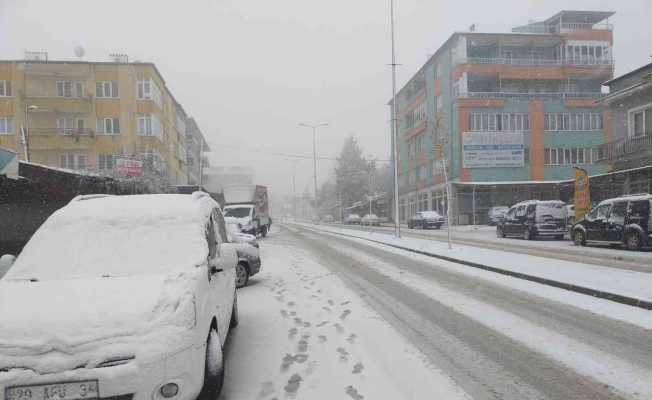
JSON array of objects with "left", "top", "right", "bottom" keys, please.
[{"left": 74, "top": 45, "right": 85, "bottom": 59}]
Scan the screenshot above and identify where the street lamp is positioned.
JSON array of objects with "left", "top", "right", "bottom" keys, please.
[
  {"left": 298, "top": 122, "right": 328, "bottom": 215},
  {"left": 22, "top": 105, "right": 39, "bottom": 162}
]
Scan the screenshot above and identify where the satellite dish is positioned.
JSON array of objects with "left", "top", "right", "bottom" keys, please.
[{"left": 74, "top": 46, "right": 85, "bottom": 59}]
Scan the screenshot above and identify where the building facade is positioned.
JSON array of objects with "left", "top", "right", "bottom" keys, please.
[
  {"left": 0, "top": 57, "right": 194, "bottom": 191},
  {"left": 594, "top": 63, "right": 652, "bottom": 195},
  {"left": 391, "top": 10, "right": 614, "bottom": 224},
  {"left": 185, "top": 117, "right": 210, "bottom": 185}
]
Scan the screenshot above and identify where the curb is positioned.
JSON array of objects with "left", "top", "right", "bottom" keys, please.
[{"left": 295, "top": 224, "right": 652, "bottom": 311}]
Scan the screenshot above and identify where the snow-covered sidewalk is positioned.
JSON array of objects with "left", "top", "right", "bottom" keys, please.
[
  {"left": 221, "top": 229, "right": 469, "bottom": 400},
  {"left": 295, "top": 223, "right": 652, "bottom": 304}
]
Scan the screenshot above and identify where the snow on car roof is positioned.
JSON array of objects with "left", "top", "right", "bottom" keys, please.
[{"left": 5, "top": 193, "right": 218, "bottom": 281}]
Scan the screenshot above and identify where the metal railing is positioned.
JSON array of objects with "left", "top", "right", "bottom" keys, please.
[
  {"left": 595, "top": 134, "right": 652, "bottom": 162},
  {"left": 28, "top": 127, "right": 95, "bottom": 136},
  {"left": 466, "top": 57, "right": 613, "bottom": 66},
  {"left": 458, "top": 91, "right": 603, "bottom": 100},
  {"left": 559, "top": 22, "right": 613, "bottom": 31}
]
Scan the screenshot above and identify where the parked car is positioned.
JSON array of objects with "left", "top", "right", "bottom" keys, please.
[
  {"left": 226, "top": 218, "right": 262, "bottom": 288},
  {"left": 311, "top": 215, "right": 321, "bottom": 223},
  {"left": 323, "top": 214, "right": 335, "bottom": 223},
  {"left": 497, "top": 200, "right": 567, "bottom": 240},
  {"left": 0, "top": 192, "right": 238, "bottom": 399},
  {"left": 487, "top": 206, "right": 509, "bottom": 226},
  {"left": 361, "top": 213, "right": 381, "bottom": 226},
  {"left": 571, "top": 194, "right": 652, "bottom": 251},
  {"left": 344, "top": 213, "right": 362, "bottom": 225},
  {"left": 407, "top": 211, "right": 445, "bottom": 229}
]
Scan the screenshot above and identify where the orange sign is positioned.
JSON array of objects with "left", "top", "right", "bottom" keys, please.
[{"left": 574, "top": 167, "right": 591, "bottom": 221}]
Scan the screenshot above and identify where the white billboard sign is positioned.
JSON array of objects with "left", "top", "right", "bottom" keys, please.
[{"left": 462, "top": 132, "right": 525, "bottom": 168}]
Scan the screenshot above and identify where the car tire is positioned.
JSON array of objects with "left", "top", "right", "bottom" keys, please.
[
  {"left": 198, "top": 328, "right": 224, "bottom": 400},
  {"left": 497, "top": 227, "right": 505, "bottom": 238},
  {"left": 626, "top": 232, "right": 643, "bottom": 251},
  {"left": 230, "top": 293, "right": 239, "bottom": 329},
  {"left": 261, "top": 225, "right": 268, "bottom": 238},
  {"left": 235, "top": 262, "right": 250, "bottom": 288},
  {"left": 573, "top": 230, "right": 586, "bottom": 246}
]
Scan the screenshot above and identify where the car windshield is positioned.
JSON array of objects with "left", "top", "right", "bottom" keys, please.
[
  {"left": 535, "top": 202, "right": 566, "bottom": 221},
  {"left": 224, "top": 206, "right": 252, "bottom": 219},
  {"left": 349, "top": 214, "right": 360, "bottom": 219},
  {"left": 420, "top": 211, "right": 441, "bottom": 218}
]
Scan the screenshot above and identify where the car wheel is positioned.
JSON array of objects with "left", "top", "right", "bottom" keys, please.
[
  {"left": 235, "top": 262, "right": 250, "bottom": 288},
  {"left": 573, "top": 230, "right": 586, "bottom": 246},
  {"left": 198, "top": 328, "right": 224, "bottom": 400},
  {"left": 626, "top": 232, "right": 642, "bottom": 251},
  {"left": 230, "top": 293, "right": 239, "bottom": 328},
  {"left": 497, "top": 227, "right": 505, "bottom": 238},
  {"left": 261, "top": 225, "right": 268, "bottom": 238}
]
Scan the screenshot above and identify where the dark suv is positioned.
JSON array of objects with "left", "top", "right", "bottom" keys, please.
[
  {"left": 571, "top": 194, "right": 652, "bottom": 251},
  {"left": 497, "top": 200, "right": 567, "bottom": 240}
]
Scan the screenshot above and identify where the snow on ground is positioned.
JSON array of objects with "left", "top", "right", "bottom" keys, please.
[
  {"left": 221, "top": 228, "right": 470, "bottom": 400},
  {"left": 298, "top": 223, "right": 652, "bottom": 303},
  {"left": 321, "top": 237, "right": 652, "bottom": 400}
]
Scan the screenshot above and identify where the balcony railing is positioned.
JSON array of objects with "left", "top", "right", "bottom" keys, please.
[
  {"left": 28, "top": 128, "right": 95, "bottom": 136},
  {"left": 595, "top": 134, "right": 652, "bottom": 162},
  {"left": 466, "top": 57, "right": 613, "bottom": 66},
  {"left": 559, "top": 22, "right": 613, "bottom": 32},
  {"left": 458, "top": 91, "right": 603, "bottom": 100}
]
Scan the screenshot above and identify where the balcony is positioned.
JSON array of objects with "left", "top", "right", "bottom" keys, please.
[
  {"left": 457, "top": 91, "right": 603, "bottom": 100},
  {"left": 466, "top": 57, "right": 613, "bottom": 67},
  {"left": 28, "top": 127, "right": 95, "bottom": 136},
  {"left": 595, "top": 135, "right": 652, "bottom": 163}
]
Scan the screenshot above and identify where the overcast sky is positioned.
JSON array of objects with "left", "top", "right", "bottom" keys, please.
[{"left": 1, "top": 0, "right": 650, "bottom": 199}]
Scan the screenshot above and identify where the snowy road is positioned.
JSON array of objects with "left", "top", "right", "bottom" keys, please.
[{"left": 221, "top": 225, "right": 651, "bottom": 400}]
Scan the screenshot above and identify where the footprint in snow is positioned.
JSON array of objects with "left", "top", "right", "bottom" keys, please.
[
  {"left": 327, "top": 299, "right": 335, "bottom": 306},
  {"left": 284, "top": 374, "right": 302, "bottom": 397},
  {"left": 347, "top": 334, "right": 357, "bottom": 344},
  {"left": 297, "top": 339, "right": 309, "bottom": 353},
  {"left": 302, "top": 321, "right": 311, "bottom": 328},
  {"left": 280, "top": 310, "right": 289, "bottom": 318},
  {"left": 318, "top": 335, "right": 327, "bottom": 343},
  {"left": 345, "top": 386, "right": 364, "bottom": 400},
  {"left": 288, "top": 327, "right": 298, "bottom": 339},
  {"left": 304, "top": 360, "right": 318, "bottom": 375},
  {"left": 334, "top": 323, "right": 344, "bottom": 334},
  {"left": 290, "top": 311, "right": 297, "bottom": 316},
  {"left": 316, "top": 321, "right": 329, "bottom": 327},
  {"left": 340, "top": 310, "right": 351, "bottom": 320},
  {"left": 352, "top": 362, "right": 364, "bottom": 374},
  {"left": 341, "top": 300, "right": 351, "bottom": 306},
  {"left": 336, "top": 347, "right": 349, "bottom": 363},
  {"left": 287, "top": 301, "right": 295, "bottom": 307},
  {"left": 294, "top": 317, "right": 303, "bottom": 326}
]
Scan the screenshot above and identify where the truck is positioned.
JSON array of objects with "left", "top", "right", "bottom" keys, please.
[{"left": 222, "top": 184, "right": 272, "bottom": 237}]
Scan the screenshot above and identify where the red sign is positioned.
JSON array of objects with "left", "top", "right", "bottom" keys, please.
[{"left": 116, "top": 158, "right": 143, "bottom": 177}]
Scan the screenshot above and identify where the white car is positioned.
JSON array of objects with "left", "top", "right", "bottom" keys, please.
[
  {"left": 361, "top": 214, "right": 381, "bottom": 226},
  {"left": 225, "top": 219, "right": 262, "bottom": 288},
  {"left": 0, "top": 192, "right": 238, "bottom": 400}
]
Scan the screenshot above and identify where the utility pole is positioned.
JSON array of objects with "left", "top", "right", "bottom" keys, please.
[
  {"left": 298, "top": 122, "right": 328, "bottom": 216},
  {"left": 390, "top": 0, "right": 401, "bottom": 238},
  {"left": 22, "top": 104, "right": 38, "bottom": 162}
]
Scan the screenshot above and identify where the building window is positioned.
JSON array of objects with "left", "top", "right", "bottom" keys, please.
[
  {"left": 628, "top": 105, "right": 652, "bottom": 138},
  {"left": 96, "top": 81, "right": 119, "bottom": 98},
  {"left": 544, "top": 147, "right": 594, "bottom": 165},
  {"left": 0, "top": 80, "right": 11, "bottom": 97},
  {"left": 544, "top": 113, "right": 602, "bottom": 131},
  {"left": 57, "top": 81, "right": 85, "bottom": 98},
  {"left": 469, "top": 113, "right": 529, "bottom": 131},
  {"left": 56, "top": 117, "right": 85, "bottom": 134},
  {"left": 137, "top": 113, "right": 163, "bottom": 139},
  {"left": 0, "top": 116, "right": 14, "bottom": 134},
  {"left": 137, "top": 78, "right": 163, "bottom": 108},
  {"left": 96, "top": 118, "right": 120, "bottom": 134},
  {"left": 98, "top": 154, "right": 116, "bottom": 170},
  {"left": 402, "top": 102, "right": 426, "bottom": 132},
  {"left": 60, "top": 153, "right": 87, "bottom": 170}
]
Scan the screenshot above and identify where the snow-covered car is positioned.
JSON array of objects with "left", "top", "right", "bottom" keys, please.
[
  {"left": 0, "top": 192, "right": 239, "bottom": 400},
  {"left": 344, "top": 214, "right": 361, "bottom": 225},
  {"left": 361, "top": 214, "right": 381, "bottom": 226},
  {"left": 323, "top": 214, "right": 335, "bottom": 223},
  {"left": 407, "top": 211, "right": 445, "bottom": 229},
  {"left": 226, "top": 219, "right": 262, "bottom": 288}
]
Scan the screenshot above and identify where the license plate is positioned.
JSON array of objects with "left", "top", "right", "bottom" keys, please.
[{"left": 5, "top": 381, "right": 99, "bottom": 400}]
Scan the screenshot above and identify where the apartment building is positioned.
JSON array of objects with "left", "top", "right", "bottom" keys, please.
[
  {"left": 0, "top": 55, "right": 194, "bottom": 189},
  {"left": 390, "top": 10, "right": 614, "bottom": 224}
]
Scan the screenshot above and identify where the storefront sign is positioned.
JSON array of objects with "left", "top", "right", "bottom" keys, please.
[
  {"left": 462, "top": 132, "right": 524, "bottom": 168},
  {"left": 574, "top": 167, "right": 591, "bottom": 221},
  {"left": 116, "top": 158, "right": 143, "bottom": 177}
]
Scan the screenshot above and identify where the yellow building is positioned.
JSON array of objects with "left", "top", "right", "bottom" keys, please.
[{"left": 0, "top": 57, "right": 191, "bottom": 186}]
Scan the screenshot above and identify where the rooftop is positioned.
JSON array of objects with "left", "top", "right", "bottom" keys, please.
[{"left": 543, "top": 10, "right": 615, "bottom": 25}]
